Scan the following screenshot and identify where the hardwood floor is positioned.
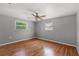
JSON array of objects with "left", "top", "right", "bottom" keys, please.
[{"left": 0, "top": 38, "right": 78, "bottom": 56}]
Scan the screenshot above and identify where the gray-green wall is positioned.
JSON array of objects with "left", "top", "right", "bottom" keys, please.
[
  {"left": 36, "top": 14, "right": 77, "bottom": 46},
  {"left": 0, "top": 15, "right": 34, "bottom": 44},
  {"left": 0, "top": 14, "right": 77, "bottom": 46}
]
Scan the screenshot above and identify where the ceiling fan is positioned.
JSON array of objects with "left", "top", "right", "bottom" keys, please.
[{"left": 27, "top": 9, "right": 46, "bottom": 21}]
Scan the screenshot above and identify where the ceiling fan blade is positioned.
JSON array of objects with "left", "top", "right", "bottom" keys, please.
[
  {"left": 38, "top": 16, "right": 44, "bottom": 20},
  {"left": 40, "top": 15, "right": 46, "bottom": 17},
  {"left": 32, "top": 14, "right": 35, "bottom": 16}
]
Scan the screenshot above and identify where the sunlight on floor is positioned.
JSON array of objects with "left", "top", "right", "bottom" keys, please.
[
  {"left": 43, "top": 47, "right": 54, "bottom": 56},
  {"left": 14, "top": 48, "right": 26, "bottom": 56}
]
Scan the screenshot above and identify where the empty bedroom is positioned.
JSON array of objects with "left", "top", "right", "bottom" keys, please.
[{"left": 0, "top": 3, "right": 79, "bottom": 56}]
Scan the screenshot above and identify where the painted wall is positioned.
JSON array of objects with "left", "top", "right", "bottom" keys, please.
[
  {"left": 0, "top": 14, "right": 77, "bottom": 46},
  {"left": 36, "top": 14, "right": 76, "bottom": 46},
  {"left": 77, "top": 12, "right": 79, "bottom": 53},
  {"left": 0, "top": 15, "right": 34, "bottom": 44}
]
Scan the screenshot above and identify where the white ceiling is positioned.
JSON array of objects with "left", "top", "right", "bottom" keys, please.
[{"left": 0, "top": 3, "right": 79, "bottom": 21}]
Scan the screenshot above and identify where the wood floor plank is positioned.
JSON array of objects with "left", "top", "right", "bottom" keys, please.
[{"left": 0, "top": 38, "right": 78, "bottom": 56}]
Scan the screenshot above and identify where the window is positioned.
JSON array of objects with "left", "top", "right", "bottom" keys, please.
[
  {"left": 16, "top": 20, "right": 27, "bottom": 30},
  {"left": 44, "top": 22, "right": 53, "bottom": 31}
]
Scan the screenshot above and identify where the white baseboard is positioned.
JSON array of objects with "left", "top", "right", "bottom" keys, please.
[
  {"left": 37, "top": 37, "right": 77, "bottom": 47},
  {"left": 0, "top": 37, "right": 33, "bottom": 46},
  {"left": 0, "top": 37, "right": 77, "bottom": 48}
]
